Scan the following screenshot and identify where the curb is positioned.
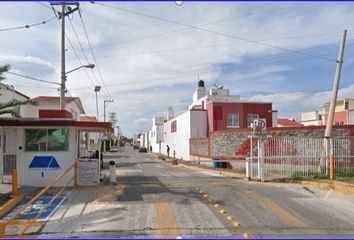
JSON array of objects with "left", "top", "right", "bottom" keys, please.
[
  {"left": 282, "top": 179, "right": 354, "bottom": 194},
  {"left": 177, "top": 162, "right": 245, "bottom": 178},
  {"left": 0, "top": 193, "right": 24, "bottom": 217}
]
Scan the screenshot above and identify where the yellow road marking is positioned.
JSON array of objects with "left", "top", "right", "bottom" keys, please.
[
  {"left": 116, "top": 168, "right": 126, "bottom": 176},
  {"left": 244, "top": 191, "right": 306, "bottom": 228},
  {"left": 234, "top": 222, "right": 241, "bottom": 228},
  {"left": 155, "top": 202, "right": 180, "bottom": 238},
  {"left": 243, "top": 232, "right": 253, "bottom": 238},
  {"left": 324, "top": 189, "right": 333, "bottom": 199}
]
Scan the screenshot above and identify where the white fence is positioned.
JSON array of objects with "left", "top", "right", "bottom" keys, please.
[{"left": 247, "top": 136, "right": 354, "bottom": 181}]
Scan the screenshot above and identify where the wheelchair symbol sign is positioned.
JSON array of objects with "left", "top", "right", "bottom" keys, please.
[{"left": 258, "top": 119, "right": 266, "bottom": 129}]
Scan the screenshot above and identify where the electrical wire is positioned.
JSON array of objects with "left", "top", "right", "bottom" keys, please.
[
  {"left": 0, "top": 16, "right": 57, "bottom": 32},
  {"left": 66, "top": 14, "right": 103, "bottom": 95},
  {"left": 93, "top": 2, "right": 337, "bottom": 63},
  {"left": 51, "top": 5, "right": 101, "bottom": 96},
  {"left": 78, "top": 9, "right": 117, "bottom": 112},
  {"left": 36, "top": 2, "right": 52, "bottom": 10},
  {"left": 90, "top": 2, "right": 310, "bottom": 51},
  {"left": 69, "top": 46, "right": 354, "bottom": 91},
  {"left": 91, "top": 35, "right": 350, "bottom": 60},
  {"left": 6, "top": 71, "right": 60, "bottom": 85}
]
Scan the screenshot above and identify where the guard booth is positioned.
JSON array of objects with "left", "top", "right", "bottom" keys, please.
[{"left": 0, "top": 118, "right": 112, "bottom": 187}]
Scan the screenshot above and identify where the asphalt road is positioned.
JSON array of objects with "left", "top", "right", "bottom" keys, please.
[{"left": 39, "top": 146, "right": 354, "bottom": 238}]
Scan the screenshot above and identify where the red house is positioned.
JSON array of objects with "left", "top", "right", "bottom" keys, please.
[{"left": 189, "top": 80, "right": 274, "bottom": 133}]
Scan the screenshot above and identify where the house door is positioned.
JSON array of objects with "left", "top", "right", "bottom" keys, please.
[{"left": 2, "top": 128, "right": 17, "bottom": 183}]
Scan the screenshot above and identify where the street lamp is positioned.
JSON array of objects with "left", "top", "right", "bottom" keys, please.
[
  {"left": 66, "top": 64, "right": 95, "bottom": 75},
  {"left": 103, "top": 99, "right": 113, "bottom": 122},
  {"left": 60, "top": 63, "right": 95, "bottom": 109},
  {"left": 94, "top": 86, "right": 101, "bottom": 121}
]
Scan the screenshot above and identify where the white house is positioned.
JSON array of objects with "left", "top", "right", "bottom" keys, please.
[
  {"left": 157, "top": 108, "right": 207, "bottom": 161},
  {"left": 0, "top": 82, "right": 30, "bottom": 118},
  {"left": 149, "top": 116, "right": 165, "bottom": 153},
  {"left": 300, "top": 111, "right": 323, "bottom": 126},
  {"left": 21, "top": 96, "right": 85, "bottom": 120}
]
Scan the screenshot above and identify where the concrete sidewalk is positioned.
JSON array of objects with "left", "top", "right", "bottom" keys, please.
[
  {"left": 281, "top": 178, "right": 354, "bottom": 194},
  {"left": 162, "top": 155, "right": 354, "bottom": 195}
]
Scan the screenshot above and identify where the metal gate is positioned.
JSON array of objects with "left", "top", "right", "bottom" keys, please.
[
  {"left": 2, "top": 128, "right": 17, "bottom": 183},
  {"left": 247, "top": 136, "right": 354, "bottom": 181}
]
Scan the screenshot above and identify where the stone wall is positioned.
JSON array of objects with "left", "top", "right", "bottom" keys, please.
[
  {"left": 190, "top": 138, "right": 209, "bottom": 157},
  {"left": 190, "top": 126, "right": 354, "bottom": 160}
]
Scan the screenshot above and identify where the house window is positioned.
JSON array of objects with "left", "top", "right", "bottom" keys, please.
[
  {"left": 227, "top": 113, "right": 239, "bottom": 127},
  {"left": 247, "top": 114, "right": 259, "bottom": 127},
  {"left": 171, "top": 120, "right": 177, "bottom": 133},
  {"left": 25, "top": 128, "right": 69, "bottom": 152},
  {"left": 335, "top": 121, "right": 344, "bottom": 126}
]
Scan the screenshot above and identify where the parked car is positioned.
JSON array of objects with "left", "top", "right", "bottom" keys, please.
[
  {"left": 133, "top": 145, "right": 139, "bottom": 149},
  {"left": 110, "top": 146, "right": 118, "bottom": 152},
  {"left": 139, "top": 147, "right": 147, "bottom": 153}
]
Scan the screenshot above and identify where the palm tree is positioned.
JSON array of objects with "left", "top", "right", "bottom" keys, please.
[{"left": 0, "top": 64, "right": 33, "bottom": 117}]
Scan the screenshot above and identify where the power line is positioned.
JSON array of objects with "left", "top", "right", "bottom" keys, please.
[
  {"left": 78, "top": 9, "right": 116, "bottom": 109},
  {"left": 92, "top": 34, "right": 351, "bottom": 60},
  {"left": 0, "top": 16, "right": 57, "bottom": 32},
  {"left": 90, "top": 2, "right": 309, "bottom": 51},
  {"left": 6, "top": 71, "right": 60, "bottom": 85},
  {"left": 69, "top": 47, "right": 354, "bottom": 91},
  {"left": 36, "top": 1, "right": 52, "bottom": 10},
  {"left": 51, "top": 6, "right": 101, "bottom": 95},
  {"left": 66, "top": 14, "right": 103, "bottom": 93},
  {"left": 93, "top": 2, "right": 337, "bottom": 63},
  {"left": 5, "top": 82, "right": 58, "bottom": 90}
]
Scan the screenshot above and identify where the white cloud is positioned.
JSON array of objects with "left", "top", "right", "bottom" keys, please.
[
  {"left": 2, "top": 2, "right": 354, "bottom": 136},
  {"left": 134, "top": 118, "right": 151, "bottom": 124},
  {"left": 248, "top": 84, "right": 354, "bottom": 119}
]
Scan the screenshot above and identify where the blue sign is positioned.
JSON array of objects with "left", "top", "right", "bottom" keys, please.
[
  {"left": 29, "top": 156, "right": 60, "bottom": 169},
  {"left": 1, "top": 197, "right": 65, "bottom": 221}
]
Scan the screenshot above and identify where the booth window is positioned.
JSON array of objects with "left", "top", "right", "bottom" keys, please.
[{"left": 25, "top": 128, "right": 69, "bottom": 152}]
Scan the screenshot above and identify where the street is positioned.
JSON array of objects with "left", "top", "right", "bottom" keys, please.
[{"left": 39, "top": 146, "right": 354, "bottom": 238}]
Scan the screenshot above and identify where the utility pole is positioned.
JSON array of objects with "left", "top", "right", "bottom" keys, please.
[
  {"left": 108, "top": 112, "right": 117, "bottom": 149},
  {"left": 103, "top": 99, "right": 113, "bottom": 122},
  {"left": 325, "top": 30, "right": 347, "bottom": 137},
  {"left": 50, "top": 2, "right": 80, "bottom": 110},
  {"left": 94, "top": 86, "right": 101, "bottom": 120},
  {"left": 324, "top": 30, "right": 347, "bottom": 179}
]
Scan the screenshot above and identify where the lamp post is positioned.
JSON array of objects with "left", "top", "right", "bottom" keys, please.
[
  {"left": 94, "top": 86, "right": 101, "bottom": 121},
  {"left": 60, "top": 63, "right": 95, "bottom": 109}
]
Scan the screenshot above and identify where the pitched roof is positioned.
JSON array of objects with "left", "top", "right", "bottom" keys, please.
[
  {"left": 31, "top": 96, "right": 85, "bottom": 114},
  {"left": 32, "top": 96, "right": 78, "bottom": 104},
  {"left": 0, "top": 82, "right": 30, "bottom": 99},
  {"left": 277, "top": 118, "right": 304, "bottom": 126}
]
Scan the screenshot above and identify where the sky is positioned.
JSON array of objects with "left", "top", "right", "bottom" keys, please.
[{"left": 1, "top": 1, "right": 354, "bottom": 137}]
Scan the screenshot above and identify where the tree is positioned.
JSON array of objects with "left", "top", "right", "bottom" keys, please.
[{"left": 0, "top": 64, "right": 34, "bottom": 117}]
